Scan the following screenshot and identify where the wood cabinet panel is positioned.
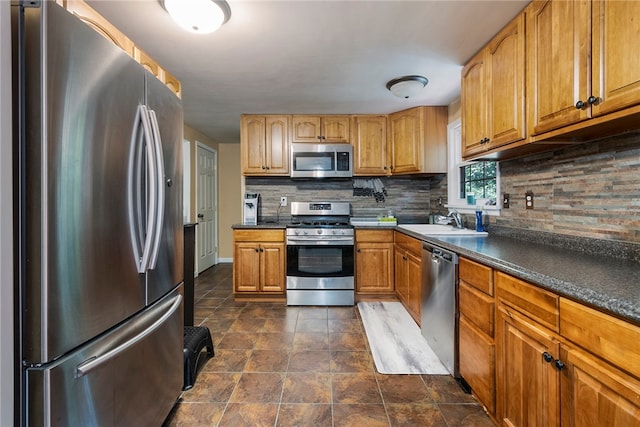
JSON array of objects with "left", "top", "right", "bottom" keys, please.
[
  {"left": 355, "top": 242, "right": 394, "bottom": 294},
  {"left": 459, "top": 315, "right": 495, "bottom": 415},
  {"left": 526, "top": 0, "right": 591, "bottom": 135},
  {"left": 560, "top": 298, "right": 640, "bottom": 380},
  {"left": 462, "top": 13, "right": 525, "bottom": 158},
  {"left": 388, "top": 107, "right": 447, "bottom": 175},
  {"left": 393, "top": 231, "right": 422, "bottom": 325},
  {"left": 591, "top": 0, "right": 640, "bottom": 118},
  {"left": 394, "top": 231, "right": 423, "bottom": 254},
  {"left": 291, "top": 115, "right": 349, "bottom": 143},
  {"left": 496, "top": 304, "right": 561, "bottom": 427},
  {"left": 240, "top": 115, "right": 289, "bottom": 175},
  {"left": 496, "top": 271, "right": 559, "bottom": 332},
  {"left": 459, "top": 281, "right": 494, "bottom": 336},
  {"left": 459, "top": 257, "right": 494, "bottom": 296},
  {"left": 351, "top": 115, "right": 389, "bottom": 175},
  {"left": 233, "top": 230, "right": 285, "bottom": 295},
  {"left": 560, "top": 343, "right": 640, "bottom": 427}
]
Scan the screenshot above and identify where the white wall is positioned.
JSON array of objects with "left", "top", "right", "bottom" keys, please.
[{"left": 0, "top": 2, "right": 14, "bottom": 425}]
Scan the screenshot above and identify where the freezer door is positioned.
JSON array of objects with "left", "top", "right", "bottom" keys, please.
[
  {"left": 26, "top": 287, "right": 184, "bottom": 427},
  {"left": 144, "top": 73, "right": 184, "bottom": 304},
  {"left": 19, "top": 3, "right": 147, "bottom": 363}
]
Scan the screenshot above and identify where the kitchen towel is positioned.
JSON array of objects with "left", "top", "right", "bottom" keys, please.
[{"left": 357, "top": 301, "right": 449, "bottom": 375}]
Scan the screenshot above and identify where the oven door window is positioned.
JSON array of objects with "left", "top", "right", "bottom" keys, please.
[{"left": 287, "top": 245, "right": 354, "bottom": 277}]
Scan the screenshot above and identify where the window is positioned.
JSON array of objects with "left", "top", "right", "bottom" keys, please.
[
  {"left": 447, "top": 118, "right": 500, "bottom": 213},
  {"left": 460, "top": 162, "right": 497, "bottom": 200}
]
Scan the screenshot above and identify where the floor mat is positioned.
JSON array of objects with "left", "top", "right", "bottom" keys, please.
[{"left": 357, "top": 301, "right": 449, "bottom": 375}]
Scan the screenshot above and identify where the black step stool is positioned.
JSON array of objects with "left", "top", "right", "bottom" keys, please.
[{"left": 183, "top": 326, "right": 214, "bottom": 390}]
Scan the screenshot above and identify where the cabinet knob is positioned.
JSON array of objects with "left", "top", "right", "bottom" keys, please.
[
  {"left": 542, "top": 352, "right": 553, "bottom": 363},
  {"left": 261, "top": 165, "right": 266, "bottom": 170},
  {"left": 390, "top": 166, "right": 394, "bottom": 170},
  {"left": 255, "top": 248, "right": 260, "bottom": 252},
  {"left": 383, "top": 166, "right": 388, "bottom": 170},
  {"left": 587, "top": 95, "right": 599, "bottom": 105},
  {"left": 554, "top": 360, "right": 566, "bottom": 371},
  {"left": 575, "top": 100, "right": 586, "bottom": 110}
]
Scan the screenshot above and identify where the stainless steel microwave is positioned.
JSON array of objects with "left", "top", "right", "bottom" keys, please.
[{"left": 290, "top": 143, "right": 353, "bottom": 178}]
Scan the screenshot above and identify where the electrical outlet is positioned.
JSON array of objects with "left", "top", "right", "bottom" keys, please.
[
  {"left": 280, "top": 196, "right": 287, "bottom": 207},
  {"left": 525, "top": 191, "right": 534, "bottom": 209},
  {"left": 502, "top": 193, "right": 510, "bottom": 209}
]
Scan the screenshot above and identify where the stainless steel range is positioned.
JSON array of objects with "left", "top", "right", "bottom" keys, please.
[{"left": 286, "top": 202, "right": 355, "bottom": 306}]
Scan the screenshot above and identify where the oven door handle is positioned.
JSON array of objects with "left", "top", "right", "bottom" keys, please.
[{"left": 286, "top": 238, "right": 354, "bottom": 245}]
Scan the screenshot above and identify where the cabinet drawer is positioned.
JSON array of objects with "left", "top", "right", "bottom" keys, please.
[
  {"left": 560, "top": 298, "right": 640, "bottom": 380},
  {"left": 394, "top": 231, "right": 422, "bottom": 254},
  {"left": 459, "top": 281, "right": 494, "bottom": 337},
  {"left": 459, "top": 257, "right": 494, "bottom": 296},
  {"left": 495, "top": 271, "right": 559, "bottom": 333},
  {"left": 234, "top": 229, "right": 284, "bottom": 242},
  {"left": 459, "top": 315, "right": 495, "bottom": 415},
  {"left": 355, "top": 229, "right": 394, "bottom": 243}
]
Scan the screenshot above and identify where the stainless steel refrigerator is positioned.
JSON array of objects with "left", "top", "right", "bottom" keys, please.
[{"left": 13, "top": 2, "right": 184, "bottom": 425}]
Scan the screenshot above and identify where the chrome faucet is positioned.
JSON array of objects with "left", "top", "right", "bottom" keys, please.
[{"left": 448, "top": 209, "right": 463, "bottom": 229}]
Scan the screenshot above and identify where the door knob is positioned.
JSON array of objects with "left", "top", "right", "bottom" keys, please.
[{"left": 197, "top": 214, "right": 204, "bottom": 218}]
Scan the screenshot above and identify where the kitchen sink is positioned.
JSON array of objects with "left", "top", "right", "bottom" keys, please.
[{"left": 397, "top": 224, "right": 488, "bottom": 236}]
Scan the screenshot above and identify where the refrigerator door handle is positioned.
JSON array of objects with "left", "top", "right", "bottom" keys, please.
[
  {"left": 147, "top": 109, "right": 165, "bottom": 270},
  {"left": 127, "top": 104, "right": 158, "bottom": 273},
  {"left": 74, "top": 293, "right": 183, "bottom": 378}
]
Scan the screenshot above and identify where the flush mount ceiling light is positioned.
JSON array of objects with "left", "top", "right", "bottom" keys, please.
[
  {"left": 160, "top": 0, "right": 231, "bottom": 34},
  {"left": 386, "top": 75, "right": 429, "bottom": 99}
]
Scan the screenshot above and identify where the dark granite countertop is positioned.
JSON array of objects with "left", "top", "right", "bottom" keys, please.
[
  {"left": 232, "top": 223, "right": 287, "bottom": 229},
  {"left": 396, "top": 228, "right": 640, "bottom": 326},
  {"left": 232, "top": 223, "right": 639, "bottom": 324}
]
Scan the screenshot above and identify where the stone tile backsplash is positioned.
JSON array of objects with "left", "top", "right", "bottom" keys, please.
[
  {"left": 245, "top": 175, "right": 448, "bottom": 224},
  {"left": 245, "top": 131, "right": 640, "bottom": 244},
  {"left": 497, "top": 131, "right": 640, "bottom": 244}
]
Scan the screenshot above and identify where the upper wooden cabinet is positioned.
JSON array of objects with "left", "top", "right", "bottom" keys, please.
[
  {"left": 388, "top": 106, "right": 448, "bottom": 175},
  {"left": 291, "top": 115, "right": 350, "bottom": 143},
  {"left": 240, "top": 115, "right": 290, "bottom": 176},
  {"left": 527, "top": 0, "right": 640, "bottom": 136},
  {"left": 462, "top": 13, "right": 526, "bottom": 158},
  {"left": 351, "top": 115, "right": 389, "bottom": 176}
]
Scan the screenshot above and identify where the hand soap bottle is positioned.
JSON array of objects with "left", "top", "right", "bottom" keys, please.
[{"left": 475, "top": 209, "right": 485, "bottom": 232}]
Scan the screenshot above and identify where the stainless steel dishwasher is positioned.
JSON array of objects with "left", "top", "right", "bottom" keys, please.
[{"left": 421, "top": 242, "right": 459, "bottom": 376}]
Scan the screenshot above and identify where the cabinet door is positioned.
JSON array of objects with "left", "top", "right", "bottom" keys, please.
[
  {"left": 291, "top": 116, "right": 322, "bottom": 142},
  {"left": 265, "top": 115, "right": 289, "bottom": 175},
  {"left": 461, "top": 49, "right": 488, "bottom": 157},
  {"left": 394, "top": 249, "right": 409, "bottom": 305},
  {"left": 321, "top": 116, "right": 350, "bottom": 142},
  {"left": 241, "top": 116, "right": 267, "bottom": 174},
  {"left": 486, "top": 13, "right": 526, "bottom": 149},
  {"left": 405, "top": 250, "right": 422, "bottom": 324},
  {"left": 352, "top": 115, "right": 389, "bottom": 175},
  {"left": 389, "top": 109, "right": 421, "bottom": 174},
  {"left": 496, "top": 304, "right": 560, "bottom": 427},
  {"left": 591, "top": 0, "right": 640, "bottom": 117},
  {"left": 234, "top": 243, "right": 260, "bottom": 292},
  {"left": 355, "top": 242, "right": 394, "bottom": 293},
  {"left": 527, "top": 0, "right": 591, "bottom": 135},
  {"left": 260, "top": 243, "right": 285, "bottom": 293},
  {"left": 560, "top": 344, "right": 640, "bottom": 427},
  {"left": 459, "top": 315, "right": 495, "bottom": 415}
]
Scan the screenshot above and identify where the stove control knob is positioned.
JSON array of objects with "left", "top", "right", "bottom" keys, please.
[
  {"left": 294, "top": 230, "right": 300, "bottom": 236},
  {"left": 303, "top": 230, "right": 308, "bottom": 235},
  {"left": 317, "top": 230, "right": 322, "bottom": 235},
  {"left": 332, "top": 230, "right": 337, "bottom": 235}
]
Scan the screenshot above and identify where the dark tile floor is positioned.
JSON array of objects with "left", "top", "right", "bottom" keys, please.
[{"left": 164, "top": 263, "right": 495, "bottom": 426}]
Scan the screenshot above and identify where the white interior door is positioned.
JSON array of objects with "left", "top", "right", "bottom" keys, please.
[{"left": 196, "top": 143, "right": 217, "bottom": 273}]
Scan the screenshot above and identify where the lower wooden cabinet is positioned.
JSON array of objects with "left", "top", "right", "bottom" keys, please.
[
  {"left": 233, "top": 229, "right": 285, "bottom": 295},
  {"left": 458, "top": 257, "right": 496, "bottom": 416},
  {"left": 394, "top": 232, "right": 422, "bottom": 324},
  {"left": 355, "top": 229, "right": 395, "bottom": 295},
  {"left": 494, "top": 270, "right": 640, "bottom": 427}
]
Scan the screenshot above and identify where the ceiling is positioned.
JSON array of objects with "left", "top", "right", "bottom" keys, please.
[{"left": 87, "top": 0, "right": 529, "bottom": 144}]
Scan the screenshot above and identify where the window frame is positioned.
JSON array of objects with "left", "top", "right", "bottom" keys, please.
[{"left": 446, "top": 118, "right": 501, "bottom": 215}]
